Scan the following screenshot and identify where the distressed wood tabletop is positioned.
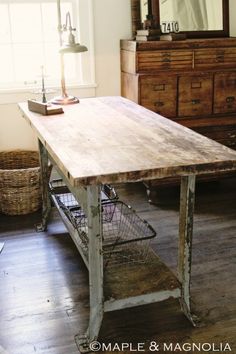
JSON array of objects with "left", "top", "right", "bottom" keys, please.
[{"left": 19, "top": 96, "right": 236, "bottom": 186}]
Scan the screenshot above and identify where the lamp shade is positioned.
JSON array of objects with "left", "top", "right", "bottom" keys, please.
[{"left": 59, "top": 43, "right": 88, "bottom": 54}]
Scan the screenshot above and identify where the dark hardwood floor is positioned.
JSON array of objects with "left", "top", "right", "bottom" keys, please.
[{"left": 0, "top": 178, "right": 235, "bottom": 354}]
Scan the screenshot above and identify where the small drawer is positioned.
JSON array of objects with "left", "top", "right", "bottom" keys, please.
[
  {"left": 195, "top": 48, "right": 236, "bottom": 70},
  {"left": 195, "top": 125, "right": 236, "bottom": 148},
  {"left": 137, "top": 50, "right": 193, "bottom": 72},
  {"left": 214, "top": 72, "right": 236, "bottom": 114},
  {"left": 225, "top": 130, "right": 236, "bottom": 148},
  {"left": 178, "top": 75, "right": 213, "bottom": 117},
  {"left": 140, "top": 76, "right": 177, "bottom": 117}
]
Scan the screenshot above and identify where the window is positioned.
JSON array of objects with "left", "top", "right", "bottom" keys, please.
[{"left": 0, "top": 0, "right": 95, "bottom": 91}]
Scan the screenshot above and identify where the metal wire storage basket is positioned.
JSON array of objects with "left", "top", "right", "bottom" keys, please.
[
  {"left": 49, "top": 178, "right": 117, "bottom": 208},
  {"left": 50, "top": 179, "right": 156, "bottom": 267}
]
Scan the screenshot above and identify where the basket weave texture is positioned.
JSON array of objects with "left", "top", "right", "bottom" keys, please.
[{"left": 0, "top": 150, "right": 41, "bottom": 215}]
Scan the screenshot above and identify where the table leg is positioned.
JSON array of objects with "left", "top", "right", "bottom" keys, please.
[
  {"left": 36, "top": 140, "right": 52, "bottom": 232},
  {"left": 75, "top": 185, "right": 104, "bottom": 353},
  {"left": 178, "top": 175, "right": 198, "bottom": 326}
]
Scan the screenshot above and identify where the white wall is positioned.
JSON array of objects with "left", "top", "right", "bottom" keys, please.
[
  {"left": 0, "top": 104, "right": 38, "bottom": 151},
  {"left": 93, "top": 0, "right": 132, "bottom": 96},
  {"left": 0, "top": 0, "right": 132, "bottom": 151}
]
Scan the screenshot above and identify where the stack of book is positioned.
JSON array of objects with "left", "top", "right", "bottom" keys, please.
[
  {"left": 135, "top": 28, "right": 161, "bottom": 42},
  {"left": 159, "top": 33, "right": 186, "bottom": 41}
]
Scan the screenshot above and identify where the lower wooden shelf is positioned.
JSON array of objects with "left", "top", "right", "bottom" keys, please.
[{"left": 104, "top": 248, "right": 180, "bottom": 312}]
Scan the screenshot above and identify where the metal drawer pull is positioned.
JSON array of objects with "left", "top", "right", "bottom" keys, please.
[
  {"left": 192, "top": 99, "right": 201, "bottom": 105},
  {"left": 226, "top": 96, "right": 235, "bottom": 103},
  {"left": 191, "top": 82, "right": 201, "bottom": 89},
  {"left": 154, "top": 101, "right": 164, "bottom": 107},
  {"left": 227, "top": 79, "right": 236, "bottom": 86},
  {"left": 216, "top": 55, "right": 224, "bottom": 62},
  {"left": 153, "top": 84, "right": 165, "bottom": 91},
  {"left": 162, "top": 58, "right": 171, "bottom": 62},
  {"left": 162, "top": 52, "right": 171, "bottom": 57}
]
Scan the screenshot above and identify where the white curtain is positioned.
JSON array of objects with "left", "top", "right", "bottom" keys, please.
[
  {"left": 174, "top": 0, "right": 208, "bottom": 30},
  {"left": 206, "top": 0, "right": 223, "bottom": 29},
  {"left": 160, "top": 0, "right": 210, "bottom": 31}
]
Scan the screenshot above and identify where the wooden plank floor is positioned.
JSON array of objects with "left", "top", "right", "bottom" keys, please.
[{"left": 0, "top": 178, "right": 235, "bottom": 354}]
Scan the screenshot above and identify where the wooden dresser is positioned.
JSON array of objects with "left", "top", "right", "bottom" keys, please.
[{"left": 121, "top": 38, "right": 236, "bottom": 151}]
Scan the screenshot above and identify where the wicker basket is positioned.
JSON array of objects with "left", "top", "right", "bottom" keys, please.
[{"left": 0, "top": 150, "right": 41, "bottom": 215}]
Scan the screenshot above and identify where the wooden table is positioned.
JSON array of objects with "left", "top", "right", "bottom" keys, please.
[{"left": 19, "top": 97, "right": 236, "bottom": 353}]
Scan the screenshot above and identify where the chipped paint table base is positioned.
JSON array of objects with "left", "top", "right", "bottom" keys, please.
[{"left": 18, "top": 96, "right": 236, "bottom": 352}]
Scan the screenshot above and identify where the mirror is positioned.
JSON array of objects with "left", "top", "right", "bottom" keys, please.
[{"left": 131, "top": 0, "right": 229, "bottom": 37}]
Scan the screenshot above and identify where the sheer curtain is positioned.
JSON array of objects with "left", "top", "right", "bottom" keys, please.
[
  {"left": 174, "top": 0, "right": 208, "bottom": 30},
  {"left": 206, "top": 0, "right": 223, "bottom": 29},
  {"left": 161, "top": 0, "right": 209, "bottom": 31}
]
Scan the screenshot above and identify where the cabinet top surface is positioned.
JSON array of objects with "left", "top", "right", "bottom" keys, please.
[
  {"left": 120, "top": 37, "right": 236, "bottom": 51},
  {"left": 19, "top": 97, "right": 236, "bottom": 186}
]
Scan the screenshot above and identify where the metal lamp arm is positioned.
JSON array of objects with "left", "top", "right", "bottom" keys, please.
[
  {"left": 53, "top": 0, "right": 87, "bottom": 104},
  {"left": 64, "top": 12, "right": 76, "bottom": 31}
]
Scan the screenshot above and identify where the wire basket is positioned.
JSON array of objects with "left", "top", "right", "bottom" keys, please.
[
  {"left": 49, "top": 178, "right": 118, "bottom": 209},
  {"left": 49, "top": 179, "right": 118, "bottom": 236},
  {"left": 50, "top": 179, "right": 156, "bottom": 267},
  {"left": 70, "top": 201, "right": 156, "bottom": 267}
]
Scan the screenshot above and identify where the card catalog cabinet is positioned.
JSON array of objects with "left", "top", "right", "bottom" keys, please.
[{"left": 121, "top": 38, "right": 236, "bottom": 150}]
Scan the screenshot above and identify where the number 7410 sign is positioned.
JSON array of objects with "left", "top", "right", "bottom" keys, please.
[{"left": 161, "top": 21, "right": 179, "bottom": 33}]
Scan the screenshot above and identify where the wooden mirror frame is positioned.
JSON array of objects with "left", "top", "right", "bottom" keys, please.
[{"left": 131, "top": 0, "right": 229, "bottom": 38}]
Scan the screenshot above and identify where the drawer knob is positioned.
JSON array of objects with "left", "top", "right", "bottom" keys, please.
[
  {"left": 162, "top": 52, "right": 171, "bottom": 57},
  {"left": 191, "top": 82, "right": 201, "bottom": 89},
  {"left": 153, "top": 84, "right": 165, "bottom": 91},
  {"left": 192, "top": 99, "right": 201, "bottom": 105},
  {"left": 226, "top": 96, "right": 235, "bottom": 103},
  {"left": 162, "top": 58, "right": 171, "bottom": 62},
  {"left": 216, "top": 55, "right": 224, "bottom": 62},
  {"left": 154, "top": 101, "right": 164, "bottom": 107}
]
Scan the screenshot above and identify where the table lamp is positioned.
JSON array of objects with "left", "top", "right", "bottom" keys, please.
[{"left": 52, "top": 0, "right": 88, "bottom": 105}]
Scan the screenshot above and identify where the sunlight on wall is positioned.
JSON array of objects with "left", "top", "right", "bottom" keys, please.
[{"left": 0, "top": 104, "right": 38, "bottom": 150}]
